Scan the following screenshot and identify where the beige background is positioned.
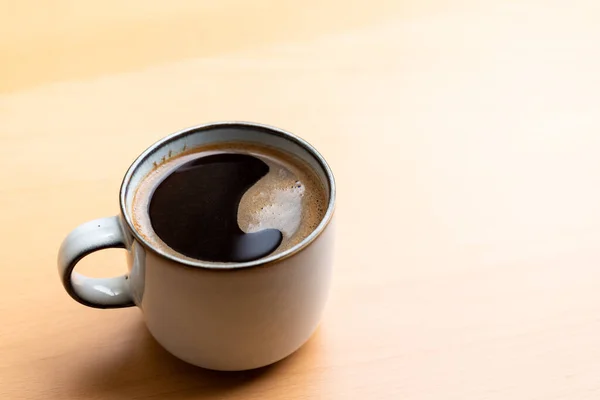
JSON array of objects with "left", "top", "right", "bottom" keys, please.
[{"left": 2, "top": 1, "right": 600, "bottom": 399}]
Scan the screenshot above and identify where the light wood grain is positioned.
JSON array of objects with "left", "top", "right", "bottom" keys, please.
[{"left": 2, "top": 1, "right": 600, "bottom": 399}]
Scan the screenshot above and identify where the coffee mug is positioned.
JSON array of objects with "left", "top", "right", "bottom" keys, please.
[{"left": 57, "top": 122, "right": 336, "bottom": 371}]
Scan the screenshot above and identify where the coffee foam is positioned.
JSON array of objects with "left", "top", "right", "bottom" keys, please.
[{"left": 132, "top": 142, "right": 327, "bottom": 263}]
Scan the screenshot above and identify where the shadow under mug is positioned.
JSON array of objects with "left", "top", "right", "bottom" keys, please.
[{"left": 57, "top": 122, "right": 336, "bottom": 371}]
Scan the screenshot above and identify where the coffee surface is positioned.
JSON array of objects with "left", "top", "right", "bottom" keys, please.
[
  {"left": 132, "top": 142, "right": 327, "bottom": 263},
  {"left": 149, "top": 153, "right": 283, "bottom": 262}
]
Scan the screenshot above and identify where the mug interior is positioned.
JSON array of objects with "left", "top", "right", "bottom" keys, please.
[{"left": 119, "top": 121, "right": 335, "bottom": 268}]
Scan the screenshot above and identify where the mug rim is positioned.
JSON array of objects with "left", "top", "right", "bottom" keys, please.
[{"left": 119, "top": 121, "right": 336, "bottom": 269}]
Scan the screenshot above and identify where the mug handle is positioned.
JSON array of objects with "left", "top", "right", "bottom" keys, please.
[{"left": 58, "top": 216, "right": 135, "bottom": 309}]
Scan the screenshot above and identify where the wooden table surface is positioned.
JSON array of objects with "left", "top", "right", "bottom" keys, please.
[{"left": 2, "top": 1, "right": 600, "bottom": 399}]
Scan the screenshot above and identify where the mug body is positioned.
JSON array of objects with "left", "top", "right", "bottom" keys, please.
[
  {"left": 59, "top": 122, "right": 336, "bottom": 371},
  {"left": 126, "top": 219, "right": 334, "bottom": 370}
]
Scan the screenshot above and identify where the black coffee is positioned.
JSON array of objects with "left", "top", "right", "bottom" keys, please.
[
  {"left": 133, "top": 142, "right": 328, "bottom": 263},
  {"left": 149, "top": 153, "right": 283, "bottom": 262}
]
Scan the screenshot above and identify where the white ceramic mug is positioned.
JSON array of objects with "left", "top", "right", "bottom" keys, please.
[{"left": 57, "top": 122, "right": 336, "bottom": 371}]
